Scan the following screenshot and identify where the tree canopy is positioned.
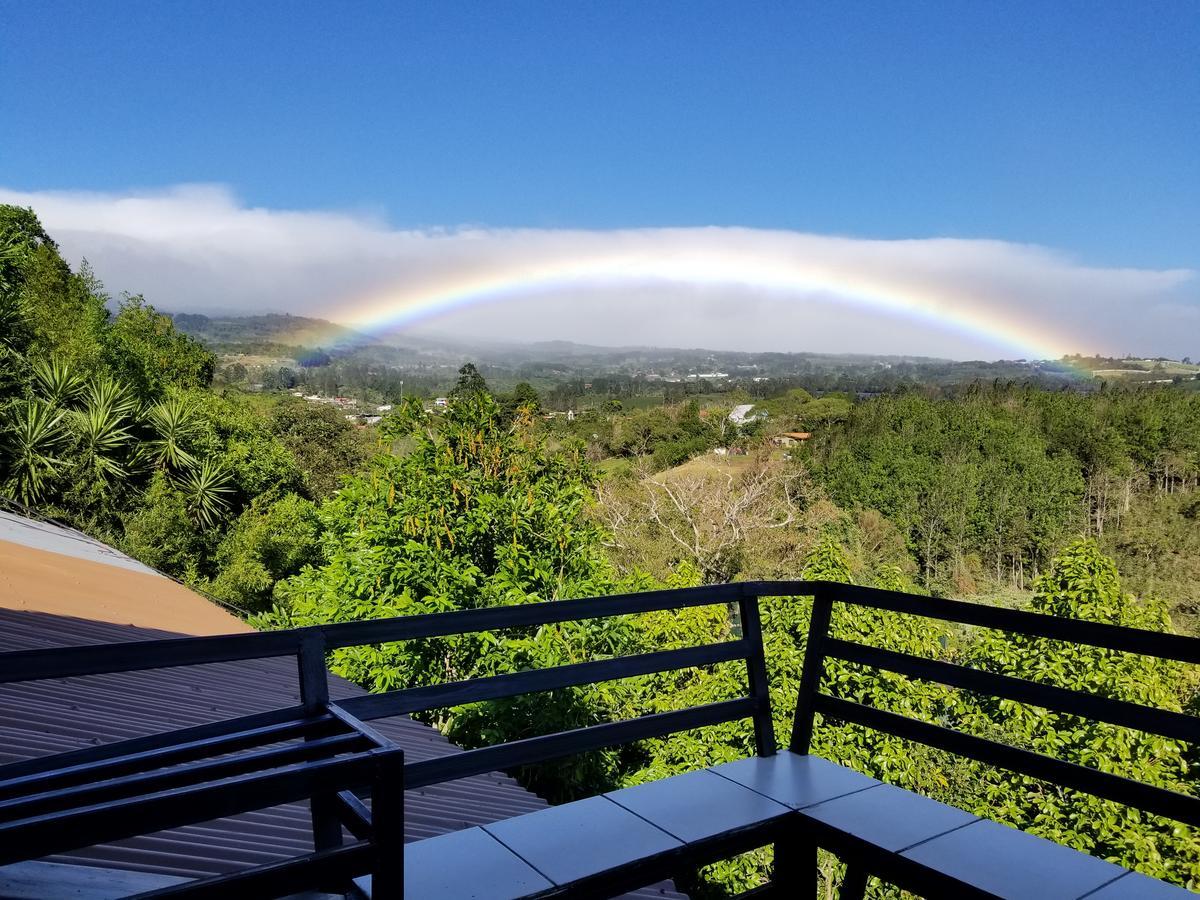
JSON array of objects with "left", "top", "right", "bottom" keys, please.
[{"left": 6, "top": 205, "right": 1199, "bottom": 896}]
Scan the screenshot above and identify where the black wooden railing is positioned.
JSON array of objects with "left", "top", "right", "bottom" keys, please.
[
  {"left": 1, "top": 580, "right": 1197, "bottom": 898},
  {"left": 788, "top": 581, "right": 1200, "bottom": 828}
]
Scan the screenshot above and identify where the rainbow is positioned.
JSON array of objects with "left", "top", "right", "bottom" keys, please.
[{"left": 322, "top": 247, "right": 1080, "bottom": 363}]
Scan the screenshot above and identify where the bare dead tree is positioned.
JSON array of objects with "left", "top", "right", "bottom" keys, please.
[{"left": 596, "top": 453, "right": 809, "bottom": 582}]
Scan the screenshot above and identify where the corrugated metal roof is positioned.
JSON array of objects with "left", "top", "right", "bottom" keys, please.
[
  {"left": 0, "top": 508, "right": 159, "bottom": 575},
  {"left": 0, "top": 609, "right": 683, "bottom": 898},
  {"left": 0, "top": 508, "right": 251, "bottom": 635}
]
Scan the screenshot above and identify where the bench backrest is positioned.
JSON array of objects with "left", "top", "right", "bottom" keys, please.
[
  {"left": 0, "top": 584, "right": 778, "bottom": 811},
  {"left": 774, "top": 580, "right": 1200, "bottom": 831},
  {"left": 3, "top": 580, "right": 1197, "bottom": 865},
  {"left": 331, "top": 584, "right": 779, "bottom": 786}
]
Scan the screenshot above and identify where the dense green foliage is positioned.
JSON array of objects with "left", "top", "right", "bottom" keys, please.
[
  {"left": 814, "top": 390, "right": 1088, "bottom": 589},
  {"left": 256, "top": 394, "right": 643, "bottom": 798},
  {"left": 949, "top": 541, "right": 1198, "bottom": 885},
  {"left": 0, "top": 206, "right": 362, "bottom": 609},
  {"left": 268, "top": 398, "right": 371, "bottom": 498},
  {"left": 253, "top": 387, "right": 1199, "bottom": 892},
  {"left": 808, "top": 388, "right": 1200, "bottom": 606},
  {"left": 7, "top": 207, "right": 1200, "bottom": 895}
]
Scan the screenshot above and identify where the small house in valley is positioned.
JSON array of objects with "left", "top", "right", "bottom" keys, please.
[{"left": 773, "top": 431, "right": 812, "bottom": 446}]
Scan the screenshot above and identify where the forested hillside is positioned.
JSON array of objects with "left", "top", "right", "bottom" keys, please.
[
  {"left": 4, "top": 206, "right": 1200, "bottom": 896},
  {"left": 585, "top": 384, "right": 1199, "bottom": 631},
  {"left": 812, "top": 389, "right": 1200, "bottom": 603},
  {"left": 0, "top": 206, "right": 369, "bottom": 611}
]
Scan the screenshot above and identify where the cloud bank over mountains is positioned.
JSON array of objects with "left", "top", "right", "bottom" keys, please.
[{"left": 1, "top": 184, "right": 1195, "bottom": 360}]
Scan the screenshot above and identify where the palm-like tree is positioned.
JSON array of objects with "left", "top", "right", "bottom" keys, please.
[
  {"left": 71, "top": 377, "right": 136, "bottom": 483},
  {"left": 32, "top": 357, "right": 86, "bottom": 408},
  {"left": 141, "top": 396, "right": 199, "bottom": 471},
  {"left": 0, "top": 231, "right": 31, "bottom": 393},
  {"left": 0, "top": 322, "right": 25, "bottom": 392},
  {"left": 1, "top": 399, "right": 68, "bottom": 504},
  {"left": 178, "top": 457, "right": 234, "bottom": 528},
  {"left": 0, "top": 227, "right": 24, "bottom": 294},
  {"left": 84, "top": 375, "right": 138, "bottom": 419}
]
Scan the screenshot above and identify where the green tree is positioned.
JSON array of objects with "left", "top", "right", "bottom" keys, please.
[
  {"left": 31, "top": 356, "right": 86, "bottom": 408},
  {"left": 953, "top": 539, "right": 1199, "bottom": 887},
  {"left": 103, "top": 295, "right": 215, "bottom": 399},
  {"left": 142, "top": 395, "right": 200, "bottom": 471},
  {"left": 69, "top": 376, "right": 137, "bottom": 486},
  {"left": 189, "top": 391, "right": 304, "bottom": 501},
  {"left": 449, "top": 362, "right": 490, "bottom": 400},
  {"left": 206, "top": 494, "right": 321, "bottom": 611},
  {"left": 120, "top": 472, "right": 209, "bottom": 580},
  {"left": 502, "top": 381, "right": 542, "bottom": 421},
  {"left": 177, "top": 457, "right": 235, "bottom": 528},
  {"left": 3, "top": 208, "right": 108, "bottom": 374},
  {"left": 257, "top": 394, "right": 631, "bottom": 800},
  {"left": 0, "top": 399, "right": 68, "bottom": 504},
  {"left": 220, "top": 362, "right": 248, "bottom": 384},
  {"left": 269, "top": 399, "right": 368, "bottom": 498}
]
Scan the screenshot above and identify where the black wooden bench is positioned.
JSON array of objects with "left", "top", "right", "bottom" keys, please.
[
  {"left": 378, "top": 750, "right": 1189, "bottom": 899},
  {"left": 369, "top": 581, "right": 1198, "bottom": 899},
  {"left": 2, "top": 580, "right": 1197, "bottom": 898}
]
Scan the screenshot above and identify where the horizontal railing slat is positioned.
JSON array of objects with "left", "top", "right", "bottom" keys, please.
[
  {"left": 0, "top": 747, "right": 401, "bottom": 867},
  {"left": 0, "top": 630, "right": 308, "bottom": 684},
  {"left": 0, "top": 732, "right": 369, "bottom": 821},
  {"left": 318, "top": 582, "right": 747, "bottom": 649},
  {"left": 0, "top": 706, "right": 333, "bottom": 799},
  {"left": 754, "top": 581, "right": 1200, "bottom": 665},
  {"left": 814, "top": 694, "right": 1200, "bottom": 827},
  {"left": 0, "top": 583, "right": 748, "bottom": 684},
  {"left": 6, "top": 581, "right": 1198, "bottom": 687},
  {"left": 824, "top": 638, "right": 1200, "bottom": 745},
  {"left": 405, "top": 697, "right": 758, "bottom": 789},
  {"left": 131, "top": 841, "right": 376, "bottom": 899},
  {"left": 339, "top": 640, "right": 749, "bottom": 721}
]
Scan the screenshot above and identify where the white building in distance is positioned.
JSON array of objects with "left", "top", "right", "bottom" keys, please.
[{"left": 729, "top": 404, "right": 756, "bottom": 425}]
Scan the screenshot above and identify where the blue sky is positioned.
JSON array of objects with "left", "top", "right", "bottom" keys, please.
[
  {"left": 4, "top": 1, "right": 1197, "bottom": 266},
  {"left": 2, "top": 2, "right": 1198, "bottom": 357}
]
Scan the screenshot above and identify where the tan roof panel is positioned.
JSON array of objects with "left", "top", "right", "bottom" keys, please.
[{"left": 0, "top": 510, "right": 248, "bottom": 636}]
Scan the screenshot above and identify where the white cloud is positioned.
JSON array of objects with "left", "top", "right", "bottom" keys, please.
[{"left": 1, "top": 184, "right": 1195, "bottom": 359}]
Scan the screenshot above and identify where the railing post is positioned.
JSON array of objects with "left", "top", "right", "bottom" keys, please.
[
  {"left": 840, "top": 864, "right": 869, "bottom": 899},
  {"left": 790, "top": 585, "right": 834, "bottom": 754},
  {"left": 298, "top": 633, "right": 330, "bottom": 712},
  {"left": 772, "top": 823, "right": 817, "bottom": 897},
  {"left": 737, "top": 591, "right": 776, "bottom": 757},
  {"left": 371, "top": 748, "right": 405, "bottom": 898},
  {"left": 298, "top": 633, "right": 342, "bottom": 852}
]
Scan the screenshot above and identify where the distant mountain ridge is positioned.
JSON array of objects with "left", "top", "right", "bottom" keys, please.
[
  {"left": 168, "top": 313, "right": 1200, "bottom": 387},
  {"left": 170, "top": 313, "right": 378, "bottom": 350},
  {"left": 171, "top": 312, "right": 968, "bottom": 363}
]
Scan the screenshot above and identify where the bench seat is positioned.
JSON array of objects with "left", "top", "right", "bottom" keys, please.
[
  {"left": 800, "top": 782, "right": 977, "bottom": 854},
  {"left": 377, "top": 766, "right": 813, "bottom": 898},
  {"left": 603, "top": 768, "right": 791, "bottom": 844},
  {"left": 781, "top": 758, "right": 1193, "bottom": 900},
  {"left": 1084, "top": 871, "right": 1200, "bottom": 899},
  {"left": 391, "top": 826, "right": 555, "bottom": 899},
  {"left": 898, "top": 817, "right": 1128, "bottom": 900},
  {"left": 483, "top": 794, "right": 683, "bottom": 891},
  {"left": 708, "top": 752, "right": 880, "bottom": 809},
  {"left": 364, "top": 752, "right": 1194, "bottom": 898}
]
